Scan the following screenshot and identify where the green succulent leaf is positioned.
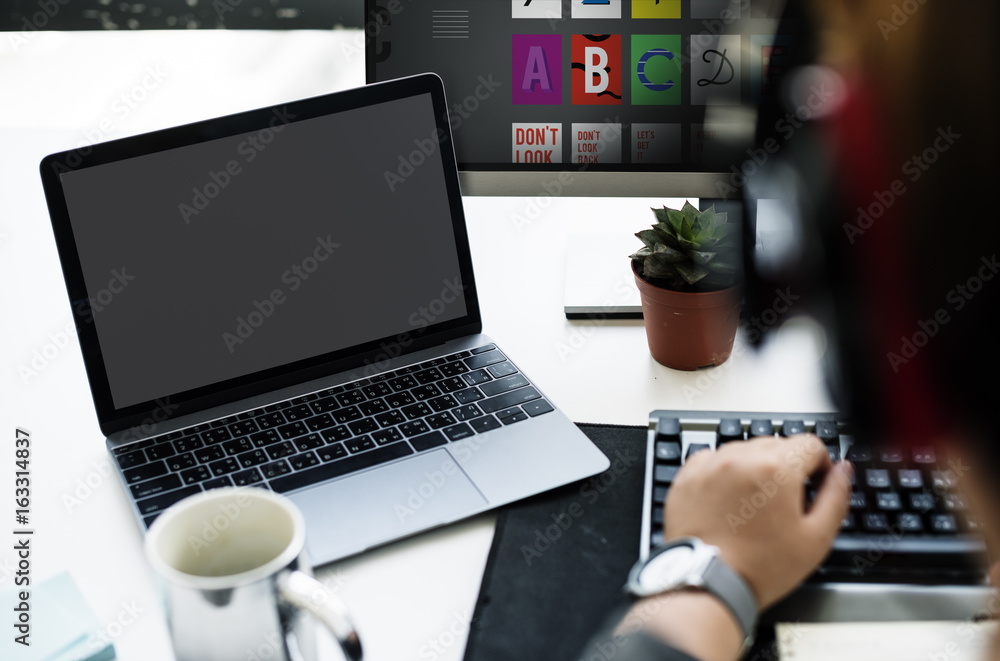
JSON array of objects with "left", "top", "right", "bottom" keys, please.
[
  {"left": 690, "top": 250, "right": 716, "bottom": 266},
  {"left": 713, "top": 223, "right": 739, "bottom": 242},
  {"left": 654, "top": 244, "right": 688, "bottom": 263},
  {"left": 643, "top": 253, "right": 680, "bottom": 280},
  {"left": 675, "top": 262, "right": 710, "bottom": 286},
  {"left": 714, "top": 211, "right": 728, "bottom": 226},
  {"left": 697, "top": 206, "right": 717, "bottom": 233},
  {"left": 651, "top": 206, "right": 670, "bottom": 225},
  {"left": 676, "top": 234, "right": 700, "bottom": 251},
  {"left": 666, "top": 209, "right": 686, "bottom": 234},
  {"left": 629, "top": 246, "right": 653, "bottom": 261},
  {"left": 635, "top": 229, "right": 661, "bottom": 249},
  {"left": 707, "top": 257, "right": 739, "bottom": 274},
  {"left": 681, "top": 201, "right": 701, "bottom": 221}
]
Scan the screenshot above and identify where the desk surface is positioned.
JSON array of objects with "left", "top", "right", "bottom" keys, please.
[{"left": 0, "top": 30, "right": 833, "bottom": 660}]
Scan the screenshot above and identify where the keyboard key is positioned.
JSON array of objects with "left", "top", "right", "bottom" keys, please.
[
  {"left": 426, "top": 413, "right": 457, "bottom": 429},
  {"left": 167, "top": 453, "right": 197, "bottom": 472},
  {"left": 124, "top": 460, "right": 168, "bottom": 484},
  {"left": 116, "top": 449, "right": 147, "bottom": 470},
  {"left": 479, "top": 386, "right": 541, "bottom": 413},
  {"left": 130, "top": 474, "right": 182, "bottom": 500},
  {"left": 523, "top": 399, "right": 554, "bottom": 417},
  {"left": 267, "top": 442, "right": 297, "bottom": 460},
  {"left": 781, "top": 420, "right": 806, "bottom": 436},
  {"left": 876, "top": 492, "right": 902, "bottom": 510},
  {"left": 656, "top": 416, "right": 681, "bottom": 439},
  {"left": 294, "top": 434, "right": 325, "bottom": 452},
  {"left": 209, "top": 457, "right": 240, "bottom": 476},
  {"left": 333, "top": 406, "right": 363, "bottom": 424},
  {"left": 346, "top": 437, "right": 375, "bottom": 454},
  {"left": 362, "top": 383, "right": 393, "bottom": 399},
  {"left": 685, "top": 444, "right": 712, "bottom": 460},
  {"left": 336, "top": 390, "right": 366, "bottom": 407},
  {"left": 278, "top": 421, "right": 308, "bottom": 440},
  {"left": 486, "top": 362, "right": 517, "bottom": 378},
  {"left": 655, "top": 442, "right": 682, "bottom": 463},
  {"left": 194, "top": 445, "right": 225, "bottom": 464},
  {"left": 290, "top": 452, "right": 320, "bottom": 470},
  {"left": 463, "top": 369, "right": 492, "bottom": 386},
  {"left": 305, "top": 413, "right": 338, "bottom": 432},
  {"left": 481, "top": 374, "right": 530, "bottom": 397},
  {"left": 897, "top": 469, "right": 923, "bottom": 489},
  {"left": 203, "top": 427, "right": 232, "bottom": 444},
  {"left": 441, "top": 422, "right": 475, "bottom": 441},
  {"left": 411, "top": 384, "right": 442, "bottom": 401},
  {"left": 931, "top": 471, "right": 958, "bottom": 490},
  {"left": 375, "top": 410, "right": 406, "bottom": 427},
  {"left": 238, "top": 449, "right": 269, "bottom": 468},
  {"left": 283, "top": 404, "right": 314, "bottom": 421},
  {"left": 411, "top": 368, "right": 442, "bottom": 385},
  {"left": 749, "top": 419, "right": 774, "bottom": 437},
  {"left": 653, "top": 486, "right": 668, "bottom": 504},
  {"left": 181, "top": 465, "right": 211, "bottom": 485},
  {"left": 372, "top": 428, "right": 403, "bottom": 446},
  {"left": 912, "top": 446, "right": 937, "bottom": 464},
  {"left": 840, "top": 512, "right": 856, "bottom": 531},
  {"left": 229, "top": 419, "right": 260, "bottom": 436},
  {"left": 500, "top": 411, "right": 528, "bottom": 425},
  {"left": 863, "top": 513, "right": 889, "bottom": 532},
  {"left": 261, "top": 460, "right": 292, "bottom": 479},
  {"left": 845, "top": 445, "right": 872, "bottom": 463},
  {"left": 137, "top": 486, "right": 201, "bottom": 516},
  {"left": 389, "top": 375, "right": 418, "bottom": 392},
  {"left": 469, "top": 415, "right": 502, "bottom": 433},
  {"left": 438, "top": 377, "right": 467, "bottom": 393},
  {"left": 849, "top": 492, "right": 867, "bottom": 509},
  {"left": 146, "top": 443, "right": 177, "bottom": 461},
  {"left": 232, "top": 469, "right": 264, "bottom": 486},
  {"left": 174, "top": 437, "right": 204, "bottom": 453},
  {"left": 717, "top": 419, "right": 743, "bottom": 443},
  {"left": 930, "top": 514, "right": 958, "bottom": 533},
  {"left": 223, "top": 437, "right": 254, "bottom": 456},
  {"left": 271, "top": 442, "right": 414, "bottom": 494},
  {"left": 471, "top": 344, "right": 495, "bottom": 354},
  {"left": 348, "top": 418, "right": 378, "bottom": 436},
  {"left": 465, "top": 350, "right": 505, "bottom": 369},
  {"left": 400, "top": 420, "right": 430, "bottom": 437},
  {"left": 897, "top": 512, "right": 923, "bottom": 532},
  {"left": 866, "top": 469, "right": 890, "bottom": 489},
  {"left": 321, "top": 425, "right": 352, "bottom": 443},
  {"left": 454, "top": 388, "right": 485, "bottom": 405},
  {"left": 825, "top": 445, "right": 841, "bottom": 462},
  {"left": 815, "top": 420, "right": 839, "bottom": 443},
  {"left": 428, "top": 394, "right": 459, "bottom": 413},
  {"left": 943, "top": 493, "right": 968, "bottom": 511},
  {"left": 654, "top": 465, "right": 680, "bottom": 484},
  {"left": 385, "top": 392, "right": 416, "bottom": 409},
  {"left": 311, "top": 397, "right": 340, "bottom": 414},
  {"left": 452, "top": 404, "right": 484, "bottom": 421},
  {"left": 250, "top": 429, "right": 282, "bottom": 447},
  {"left": 879, "top": 449, "right": 904, "bottom": 464},
  {"left": 440, "top": 361, "right": 471, "bottom": 378},
  {"left": 255, "top": 413, "right": 287, "bottom": 430},
  {"left": 358, "top": 399, "right": 389, "bottom": 416},
  {"left": 910, "top": 493, "right": 936, "bottom": 512},
  {"left": 402, "top": 402, "right": 433, "bottom": 420},
  {"left": 318, "top": 444, "right": 348, "bottom": 462}
]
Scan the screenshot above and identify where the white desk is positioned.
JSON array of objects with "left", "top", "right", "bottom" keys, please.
[{"left": 0, "top": 30, "right": 833, "bottom": 660}]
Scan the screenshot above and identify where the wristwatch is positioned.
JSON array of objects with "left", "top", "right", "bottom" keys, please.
[{"left": 625, "top": 536, "right": 758, "bottom": 652}]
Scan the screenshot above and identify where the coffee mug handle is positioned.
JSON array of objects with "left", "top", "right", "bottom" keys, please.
[{"left": 278, "top": 570, "right": 363, "bottom": 661}]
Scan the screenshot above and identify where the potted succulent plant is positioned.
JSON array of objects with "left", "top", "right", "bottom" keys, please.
[{"left": 629, "top": 201, "right": 742, "bottom": 370}]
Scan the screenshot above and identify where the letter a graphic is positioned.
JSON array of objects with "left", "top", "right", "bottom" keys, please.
[{"left": 522, "top": 46, "right": 553, "bottom": 93}]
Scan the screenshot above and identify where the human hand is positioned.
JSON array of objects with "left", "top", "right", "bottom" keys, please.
[{"left": 665, "top": 434, "right": 852, "bottom": 610}]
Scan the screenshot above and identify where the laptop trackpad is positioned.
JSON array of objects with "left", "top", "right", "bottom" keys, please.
[{"left": 290, "top": 449, "right": 487, "bottom": 562}]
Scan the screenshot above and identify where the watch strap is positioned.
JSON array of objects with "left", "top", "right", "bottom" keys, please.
[{"left": 702, "top": 555, "right": 758, "bottom": 640}]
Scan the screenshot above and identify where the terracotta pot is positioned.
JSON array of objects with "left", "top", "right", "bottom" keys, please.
[{"left": 632, "top": 261, "right": 742, "bottom": 370}]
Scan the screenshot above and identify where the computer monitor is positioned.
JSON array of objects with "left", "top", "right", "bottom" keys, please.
[{"left": 364, "top": 0, "right": 791, "bottom": 197}]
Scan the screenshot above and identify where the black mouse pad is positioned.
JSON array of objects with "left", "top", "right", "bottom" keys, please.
[{"left": 463, "top": 423, "right": 647, "bottom": 661}]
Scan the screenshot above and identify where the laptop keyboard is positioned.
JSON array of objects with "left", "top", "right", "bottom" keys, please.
[
  {"left": 114, "top": 344, "right": 555, "bottom": 528},
  {"left": 644, "top": 411, "right": 988, "bottom": 583}
]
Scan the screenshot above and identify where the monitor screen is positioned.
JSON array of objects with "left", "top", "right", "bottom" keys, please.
[{"left": 366, "top": 0, "right": 792, "bottom": 197}]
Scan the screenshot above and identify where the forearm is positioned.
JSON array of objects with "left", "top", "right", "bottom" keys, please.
[{"left": 617, "top": 591, "right": 745, "bottom": 661}]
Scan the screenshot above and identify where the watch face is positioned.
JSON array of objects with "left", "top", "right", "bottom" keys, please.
[{"left": 638, "top": 545, "right": 697, "bottom": 593}]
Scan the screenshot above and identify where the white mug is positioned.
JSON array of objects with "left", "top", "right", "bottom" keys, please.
[{"left": 144, "top": 487, "right": 361, "bottom": 661}]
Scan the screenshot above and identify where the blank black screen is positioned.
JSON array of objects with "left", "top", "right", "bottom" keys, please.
[{"left": 60, "top": 93, "right": 468, "bottom": 409}]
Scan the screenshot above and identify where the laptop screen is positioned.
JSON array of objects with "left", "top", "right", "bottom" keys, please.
[{"left": 44, "top": 76, "right": 477, "bottom": 423}]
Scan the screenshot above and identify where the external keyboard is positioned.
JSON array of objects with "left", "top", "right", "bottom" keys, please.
[
  {"left": 642, "top": 410, "right": 988, "bottom": 584},
  {"left": 113, "top": 344, "right": 555, "bottom": 528}
]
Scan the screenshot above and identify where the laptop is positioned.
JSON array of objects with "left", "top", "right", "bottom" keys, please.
[{"left": 40, "top": 73, "right": 610, "bottom": 564}]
